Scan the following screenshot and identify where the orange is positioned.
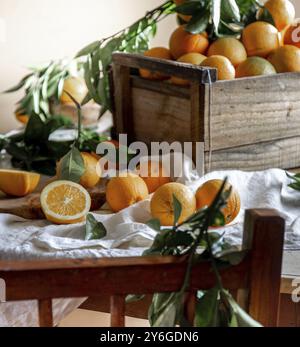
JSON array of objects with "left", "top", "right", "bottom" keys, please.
[
  {"left": 200, "top": 55, "right": 235, "bottom": 80},
  {"left": 242, "top": 21, "right": 280, "bottom": 58},
  {"left": 174, "top": 0, "right": 192, "bottom": 23},
  {"left": 40, "top": 180, "right": 91, "bottom": 224},
  {"left": 106, "top": 172, "right": 149, "bottom": 213},
  {"left": 236, "top": 57, "right": 277, "bottom": 78},
  {"left": 15, "top": 112, "right": 29, "bottom": 125},
  {"left": 150, "top": 182, "right": 196, "bottom": 226},
  {"left": 57, "top": 152, "right": 101, "bottom": 189},
  {"left": 268, "top": 45, "right": 300, "bottom": 72},
  {"left": 0, "top": 169, "right": 40, "bottom": 197},
  {"left": 171, "top": 53, "right": 207, "bottom": 85},
  {"left": 60, "top": 77, "right": 88, "bottom": 104},
  {"left": 207, "top": 38, "right": 247, "bottom": 67},
  {"left": 137, "top": 160, "right": 171, "bottom": 193},
  {"left": 80, "top": 152, "right": 101, "bottom": 188},
  {"left": 139, "top": 47, "right": 173, "bottom": 80},
  {"left": 284, "top": 22, "right": 300, "bottom": 48},
  {"left": 195, "top": 179, "right": 240, "bottom": 225},
  {"left": 263, "top": 0, "right": 295, "bottom": 32},
  {"left": 169, "top": 25, "right": 209, "bottom": 60}
]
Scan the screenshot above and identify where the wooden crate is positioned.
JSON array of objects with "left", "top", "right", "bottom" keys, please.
[{"left": 111, "top": 52, "right": 300, "bottom": 172}]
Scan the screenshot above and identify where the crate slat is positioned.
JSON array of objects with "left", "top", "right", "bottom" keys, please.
[{"left": 206, "top": 136, "right": 300, "bottom": 171}]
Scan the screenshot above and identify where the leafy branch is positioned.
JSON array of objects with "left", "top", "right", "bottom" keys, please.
[
  {"left": 5, "top": 60, "right": 74, "bottom": 119},
  {"left": 143, "top": 179, "right": 261, "bottom": 327},
  {"left": 4, "top": 1, "right": 175, "bottom": 122},
  {"left": 76, "top": 0, "right": 175, "bottom": 117},
  {"left": 175, "top": 0, "right": 266, "bottom": 38}
]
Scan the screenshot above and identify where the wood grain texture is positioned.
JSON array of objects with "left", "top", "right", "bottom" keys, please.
[
  {"left": 132, "top": 87, "right": 192, "bottom": 145},
  {"left": 38, "top": 299, "right": 53, "bottom": 327},
  {"left": 205, "top": 136, "right": 300, "bottom": 172},
  {"left": 243, "top": 209, "right": 285, "bottom": 327},
  {"left": 203, "top": 73, "right": 300, "bottom": 151},
  {"left": 278, "top": 294, "right": 300, "bottom": 327},
  {"left": 132, "top": 76, "right": 190, "bottom": 99},
  {"left": 112, "top": 53, "right": 217, "bottom": 83},
  {"left": 112, "top": 64, "right": 133, "bottom": 140},
  {"left": 110, "top": 295, "right": 125, "bottom": 327},
  {"left": 0, "top": 257, "right": 249, "bottom": 301}
]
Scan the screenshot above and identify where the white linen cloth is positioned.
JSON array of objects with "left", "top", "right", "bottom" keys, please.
[{"left": 0, "top": 168, "right": 300, "bottom": 326}]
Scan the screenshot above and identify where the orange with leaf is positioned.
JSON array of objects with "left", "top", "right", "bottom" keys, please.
[{"left": 196, "top": 179, "right": 241, "bottom": 225}]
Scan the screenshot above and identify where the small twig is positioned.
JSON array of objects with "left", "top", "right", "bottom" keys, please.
[{"left": 64, "top": 91, "right": 82, "bottom": 147}]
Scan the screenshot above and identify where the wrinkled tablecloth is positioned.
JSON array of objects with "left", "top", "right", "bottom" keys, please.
[{"left": 1, "top": 168, "right": 300, "bottom": 326}]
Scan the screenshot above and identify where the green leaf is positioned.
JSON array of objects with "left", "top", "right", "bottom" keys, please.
[
  {"left": 258, "top": 6, "right": 276, "bottom": 27},
  {"left": 59, "top": 146, "right": 85, "bottom": 183},
  {"left": 126, "top": 294, "right": 145, "bottom": 304},
  {"left": 173, "top": 194, "right": 182, "bottom": 226},
  {"left": 222, "top": 0, "right": 241, "bottom": 22},
  {"left": 152, "top": 302, "right": 177, "bottom": 327},
  {"left": 149, "top": 292, "right": 180, "bottom": 327},
  {"left": 24, "top": 114, "right": 45, "bottom": 144},
  {"left": 175, "top": 1, "right": 202, "bottom": 15},
  {"left": 76, "top": 40, "right": 100, "bottom": 58},
  {"left": 147, "top": 219, "right": 161, "bottom": 232},
  {"left": 289, "top": 183, "right": 300, "bottom": 191},
  {"left": 4, "top": 73, "right": 34, "bottom": 93},
  {"left": 84, "top": 58, "right": 102, "bottom": 105},
  {"left": 213, "top": 211, "right": 226, "bottom": 227},
  {"left": 186, "top": 11, "right": 210, "bottom": 34},
  {"left": 212, "top": 0, "right": 222, "bottom": 34},
  {"left": 219, "top": 250, "right": 248, "bottom": 266},
  {"left": 222, "top": 290, "right": 262, "bottom": 327},
  {"left": 166, "top": 231, "right": 194, "bottom": 248},
  {"left": 85, "top": 214, "right": 107, "bottom": 241},
  {"left": 32, "top": 89, "right": 40, "bottom": 114},
  {"left": 194, "top": 287, "right": 220, "bottom": 327}
]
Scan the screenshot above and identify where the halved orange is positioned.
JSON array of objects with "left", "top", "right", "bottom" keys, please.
[
  {"left": 40, "top": 180, "right": 91, "bottom": 224},
  {"left": 0, "top": 169, "right": 40, "bottom": 197}
]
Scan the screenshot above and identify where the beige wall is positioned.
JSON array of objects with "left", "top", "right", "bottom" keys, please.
[
  {"left": 0, "top": 0, "right": 176, "bottom": 132},
  {"left": 0, "top": 0, "right": 299, "bottom": 133}
]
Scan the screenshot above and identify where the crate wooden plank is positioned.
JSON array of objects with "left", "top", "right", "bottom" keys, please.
[
  {"left": 205, "top": 136, "right": 300, "bottom": 172},
  {"left": 112, "top": 53, "right": 217, "bottom": 83},
  {"left": 132, "top": 87, "right": 192, "bottom": 144},
  {"left": 203, "top": 73, "right": 300, "bottom": 151},
  {"left": 131, "top": 76, "right": 190, "bottom": 99}
]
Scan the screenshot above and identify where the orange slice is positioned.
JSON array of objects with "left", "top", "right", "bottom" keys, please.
[
  {"left": 40, "top": 180, "right": 91, "bottom": 224},
  {"left": 0, "top": 169, "right": 40, "bottom": 197}
]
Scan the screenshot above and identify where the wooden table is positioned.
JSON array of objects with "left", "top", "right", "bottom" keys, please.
[
  {"left": 1, "top": 171, "right": 300, "bottom": 326},
  {"left": 78, "top": 251, "right": 300, "bottom": 327}
]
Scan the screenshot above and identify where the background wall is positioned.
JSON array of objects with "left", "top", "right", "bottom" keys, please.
[
  {"left": 0, "top": 0, "right": 299, "bottom": 133},
  {"left": 0, "top": 0, "right": 176, "bottom": 132}
]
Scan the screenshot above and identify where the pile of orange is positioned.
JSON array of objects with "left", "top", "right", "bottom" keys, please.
[
  {"left": 139, "top": 0, "right": 300, "bottom": 82},
  {"left": 150, "top": 179, "right": 241, "bottom": 227}
]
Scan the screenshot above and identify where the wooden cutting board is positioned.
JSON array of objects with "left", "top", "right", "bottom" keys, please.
[{"left": 0, "top": 178, "right": 107, "bottom": 220}]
